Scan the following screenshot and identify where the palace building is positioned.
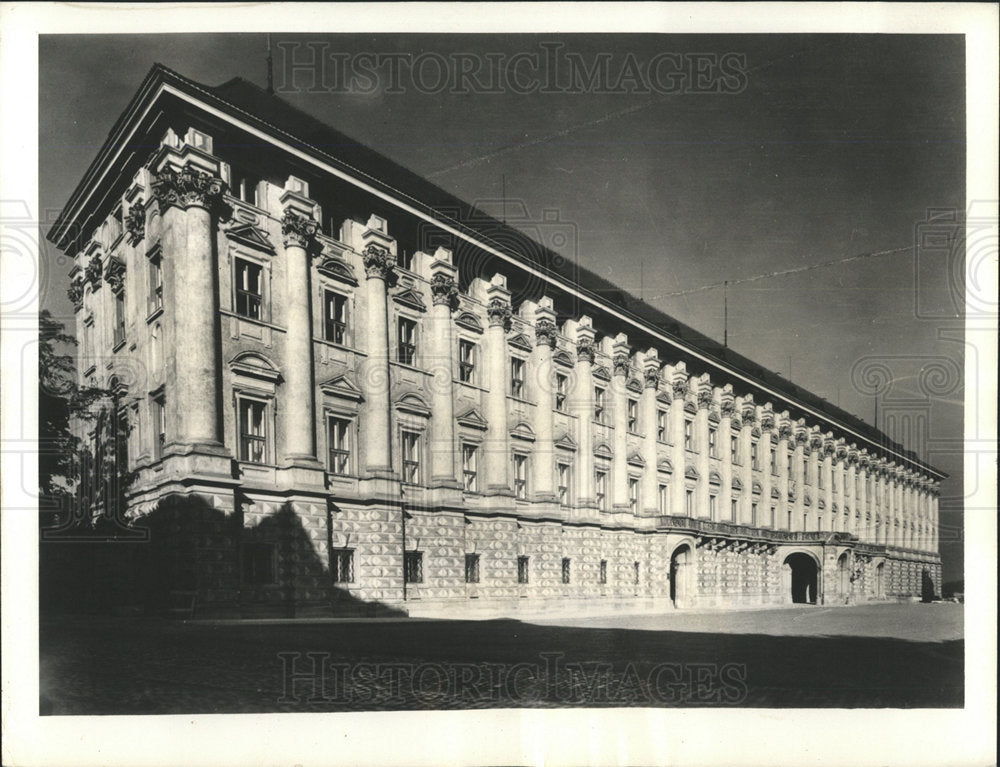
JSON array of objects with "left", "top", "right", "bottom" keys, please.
[{"left": 48, "top": 64, "right": 945, "bottom": 617}]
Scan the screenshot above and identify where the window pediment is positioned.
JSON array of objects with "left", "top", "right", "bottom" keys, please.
[
  {"left": 392, "top": 287, "right": 427, "bottom": 313},
  {"left": 684, "top": 465, "right": 699, "bottom": 480},
  {"left": 554, "top": 432, "right": 578, "bottom": 451},
  {"left": 319, "top": 373, "right": 363, "bottom": 402},
  {"left": 395, "top": 392, "right": 431, "bottom": 417},
  {"left": 456, "top": 407, "right": 488, "bottom": 431},
  {"left": 553, "top": 350, "right": 574, "bottom": 368},
  {"left": 508, "top": 333, "right": 532, "bottom": 352},
  {"left": 225, "top": 223, "right": 275, "bottom": 253},
  {"left": 230, "top": 352, "right": 281, "bottom": 383},
  {"left": 657, "top": 458, "right": 673, "bottom": 474},
  {"left": 317, "top": 256, "right": 358, "bottom": 286},
  {"left": 456, "top": 311, "right": 484, "bottom": 334},
  {"left": 627, "top": 451, "right": 645, "bottom": 467},
  {"left": 626, "top": 379, "right": 642, "bottom": 394},
  {"left": 594, "top": 442, "right": 613, "bottom": 460},
  {"left": 592, "top": 365, "right": 611, "bottom": 382},
  {"left": 510, "top": 421, "right": 536, "bottom": 442}
]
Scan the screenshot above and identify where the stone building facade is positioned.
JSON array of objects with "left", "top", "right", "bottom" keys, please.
[{"left": 49, "top": 65, "right": 945, "bottom": 617}]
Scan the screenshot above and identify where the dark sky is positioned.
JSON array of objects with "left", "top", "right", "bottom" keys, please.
[{"left": 38, "top": 33, "right": 966, "bottom": 580}]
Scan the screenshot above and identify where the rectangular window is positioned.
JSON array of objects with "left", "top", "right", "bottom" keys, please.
[
  {"left": 513, "top": 452, "right": 528, "bottom": 499},
  {"left": 709, "top": 494, "right": 717, "bottom": 520},
  {"left": 324, "top": 291, "right": 348, "bottom": 344},
  {"left": 401, "top": 430, "right": 421, "bottom": 485},
  {"left": 148, "top": 253, "right": 163, "bottom": 313},
  {"left": 235, "top": 258, "right": 263, "bottom": 320},
  {"left": 462, "top": 444, "right": 478, "bottom": 492},
  {"left": 404, "top": 551, "right": 423, "bottom": 584},
  {"left": 114, "top": 406, "right": 130, "bottom": 473},
  {"left": 153, "top": 394, "right": 166, "bottom": 459},
  {"left": 818, "top": 469, "right": 824, "bottom": 489},
  {"left": 657, "top": 410, "right": 668, "bottom": 441},
  {"left": 770, "top": 448, "right": 777, "bottom": 475},
  {"left": 557, "top": 463, "right": 571, "bottom": 506},
  {"left": 658, "top": 483, "right": 668, "bottom": 514},
  {"left": 595, "top": 470, "right": 608, "bottom": 510},
  {"left": 751, "top": 502, "right": 759, "bottom": 527},
  {"left": 230, "top": 166, "right": 261, "bottom": 206},
  {"left": 242, "top": 542, "right": 276, "bottom": 585},
  {"left": 238, "top": 398, "right": 267, "bottom": 464},
  {"left": 594, "top": 386, "right": 606, "bottom": 423},
  {"left": 397, "top": 317, "right": 417, "bottom": 365},
  {"left": 555, "top": 373, "right": 568, "bottom": 412},
  {"left": 684, "top": 419, "right": 693, "bottom": 450},
  {"left": 599, "top": 559, "right": 607, "bottom": 584},
  {"left": 458, "top": 339, "right": 476, "bottom": 383},
  {"left": 332, "top": 549, "right": 354, "bottom": 583},
  {"left": 787, "top": 509, "right": 793, "bottom": 530},
  {"left": 464, "top": 553, "right": 480, "bottom": 584},
  {"left": 708, "top": 427, "right": 718, "bottom": 458},
  {"left": 627, "top": 399, "right": 639, "bottom": 432},
  {"left": 770, "top": 505, "right": 776, "bottom": 528},
  {"left": 561, "top": 557, "right": 571, "bottom": 584},
  {"left": 628, "top": 477, "right": 639, "bottom": 513},
  {"left": 113, "top": 290, "right": 126, "bottom": 346},
  {"left": 327, "top": 416, "right": 351, "bottom": 475},
  {"left": 685, "top": 488, "right": 694, "bottom": 515},
  {"left": 634, "top": 561, "right": 641, "bottom": 585},
  {"left": 751, "top": 441, "right": 759, "bottom": 470},
  {"left": 510, "top": 357, "right": 526, "bottom": 398},
  {"left": 731, "top": 435, "right": 740, "bottom": 464},
  {"left": 517, "top": 556, "right": 530, "bottom": 584},
  {"left": 731, "top": 498, "right": 739, "bottom": 521},
  {"left": 396, "top": 248, "right": 414, "bottom": 271}
]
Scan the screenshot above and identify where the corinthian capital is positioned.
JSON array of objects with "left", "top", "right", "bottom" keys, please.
[
  {"left": 152, "top": 167, "right": 228, "bottom": 215},
  {"left": 124, "top": 205, "right": 145, "bottom": 245},
  {"left": 362, "top": 243, "right": 395, "bottom": 280},
  {"left": 281, "top": 209, "right": 319, "bottom": 249},
  {"left": 430, "top": 273, "right": 459, "bottom": 309},
  {"left": 613, "top": 354, "right": 630, "bottom": 377},
  {"left": 486, "top": 297, "right": 512, "bottom": 331},
  {"left": 643, "top": 367, "right": 661, "bottom": 389},
  {"left": 577, "top": 339, "right": 595, "bottom": 364},
  {"left": 67, "top": 279, "right": 84, "bottom": 312},
  {"left": 534, "top": 318, "right": 557, "bottom": 349}
]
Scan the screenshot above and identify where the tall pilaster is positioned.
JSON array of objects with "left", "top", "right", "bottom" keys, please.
[
  {"left": 791, "top": 421, "right": 807, "bottom": 532},
  {"left": 822, "top": 435, "right": 835, "bottom": 531},
  {"left": 669, "top": 364, "right": 689, "bottom": 517},
  {"left": 720, "top": 385, "right": 735, "bottom": 522},
  {"left": 427, "top": 250, "right": 460, "bottom": 488},
  {"left": 279, "top": 188, "right": 322, "bottom": 467},
  {"left": 930, "top": 486, "right": 940, "bottom": 553},
  {"left": 531, "top": 299, "right": 558, "bottom": 503},
  {"left": 846, "top": 446, "right": 858, "bottom": 536},
  {"left": 611, "top": 334, "right": 631, "bottom": 512},
  {"left": 834, "top": 444, "right": 847, "bottom": 532},
  {"left": 640, "top": 349, "right": 661, "bottom": 515},
  {"left": 776, "top": 414, "right": 791, "bottom": 529},
  {"left": 151, "top": 150, "right": 229, "bottom": 453},
  {"left": 695, "top": 375, "right": 713, "bottom": 519},
  {"left": 885, "top": 464, "right": 897, "bottom": 546},
  {"left": 760, "top": 406, "right": 775, "bottom": 527},
  {"left": 873, "top": 463, "right": 884, "bottom": 545},
  {"left": 857, "top": 452, "right": 870, "bottom": 541},
  {"left": 738, "top": 397, "right": 755, "bottom": 525},
  {"left": 807, "top": 431, "right": 822, "bottom": 531},
  {"left": 567, "top": 317, "right": 597, "bottom": 507},
  {"left": 484, "top": 276, "right": 513, "bottom": 496},
  {"left": 359, "top": 239, "right": 395, "bottom": 477}
]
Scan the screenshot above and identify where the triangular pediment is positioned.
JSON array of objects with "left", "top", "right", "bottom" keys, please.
[
  {"left": 392, "top": 287, "right": 427, "bottom": 312},
  {"left": 456, "top": 407, "right": 488, "bottom": 431},
  {"left": 226, "top": 223, "right": 275, "bottom": 253},
  {"left": 626, "top": 379, "right": 643, "bottom": 394},
  {"left": 319, "top": 373, "right": 363, "bottom": 401},
  {"left": 627, "top": 451, "right": 645, "bottom": 467},
  {"left": 592, "top": 365, "right": 611, "bottom": 382},
  {"left": 657, "top": 458, "right": 674, "bottom": 473},
  {"left": 685, "top": 465, "right": 699, "bottom": 480},
  {"left": 508, "top": 333, "right": 532, "bottom": 352},
  {"left": 554, "top": 432, "right": 578, "bottom": 450}
]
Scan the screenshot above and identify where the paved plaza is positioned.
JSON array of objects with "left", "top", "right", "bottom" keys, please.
[{"left": 40, "top": 603, "right": 962, "bottom": 713}]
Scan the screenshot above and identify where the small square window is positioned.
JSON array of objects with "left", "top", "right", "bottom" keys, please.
[
  {"left": 332, "top": 549, "right": 354, "bottom": 583},
  {"left": 464, "top": 553, "right": 480, "bottom": 584},
  {"left": 404, "top": 551, "right": 423, "bottom": 584},
  {"left": 242, "top": 542, "right": 276, "bottom": 585},
  {"left": 561, "top": 557, "right": 571, "bottom": 584},
  {"left": 517, "top": 556, "right": 529, "bottom": 584},
  {"left": 599, "top": 559, "right": 607, "bottom": 584},
  {"left": 633, "top": 561, "right": 641, "bottom": 585}
]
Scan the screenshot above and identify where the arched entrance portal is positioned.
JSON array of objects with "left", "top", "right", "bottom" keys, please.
[
  {"left": 784, "top": 553, "right": 818, "bottom": 604},
  {"left": 669, "top": 544, "right": 692, "bottom": 608}
]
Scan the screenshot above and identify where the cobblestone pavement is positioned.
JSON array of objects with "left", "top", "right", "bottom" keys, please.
[{"left": 40, "top": 604, "right": 963, "bottom": 714}]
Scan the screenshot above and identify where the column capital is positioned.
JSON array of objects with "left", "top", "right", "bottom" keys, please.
[
  {"left": 281, "top": 208, "right": 319, "bottom": 249},
  {"left": 124, "top": 202, "right": 145, "bottom": 245},
  {"left": 486, "top": 296, "right": 512, "bottom": 330},
  {"left": 643, "top": 365, "right": 661, "bottom": 389},
  {"left": 760, "top": 409, "right": 775, "bottom": 433},
  {"left": 362, "top": 243, "right": 395, "bottom": 280},
  {"left": 535, "top": 318, "right": 557, "bottom": 348},
  {"left": 612, "top": 353, "right": 631, "bottom": 377},
  {"left": 430, "top": 272, "right": 459, "bottom": 309},
  {"left": 696, "top": 376, "right": 713, "bottom": 409},
  {"left": 152, "top": 166, "right": 229, "bottom": 216},
  {"left": 103, "top": 256, "right": 126, "bottom": 294},
  {"left": 68, "top": 277, "right": 84, "bottom": 312},
  {"left": 741, "top": 398, "right": 757, "bottom": 426}
]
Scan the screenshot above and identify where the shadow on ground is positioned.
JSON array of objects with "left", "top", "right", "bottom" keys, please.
[{"left": 40, "top": 613, "right": 963, "bottom": 713}]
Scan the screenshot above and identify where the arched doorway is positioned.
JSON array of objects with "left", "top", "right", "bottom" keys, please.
[
  {"left": 784, "top": 553, "right": 818, "bottom": 604},
  {"left": 669, "top": 544, "right": 692, "bottom": 608}
]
